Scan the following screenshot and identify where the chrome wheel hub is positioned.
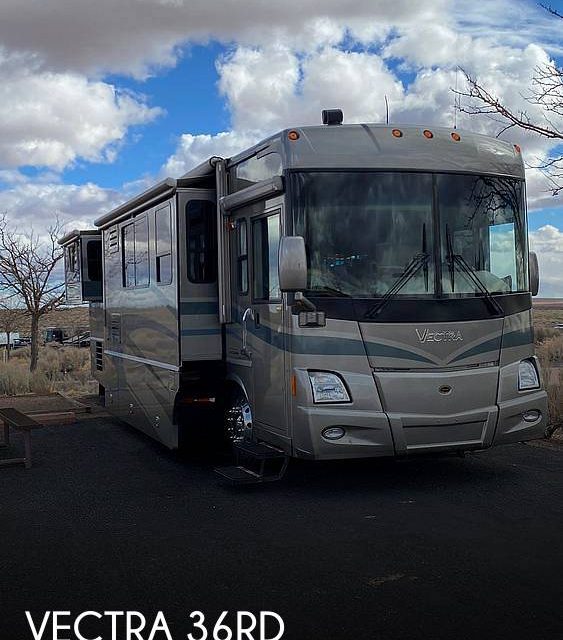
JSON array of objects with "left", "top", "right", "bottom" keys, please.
[{"left": 224, "top": 399, "right": 252, "bottom": 444}]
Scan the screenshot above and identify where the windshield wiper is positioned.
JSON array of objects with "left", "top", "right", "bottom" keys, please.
[
  {"left": 366, "top": 253, "right": 430, "bottom": 318},
  {"left": 444, "top": 224, "right": 503, "bottom": 316},
  {"left": 366, "top": 223, "right": 430, "bottom": 319}
]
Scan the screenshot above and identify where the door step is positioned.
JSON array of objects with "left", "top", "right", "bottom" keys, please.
[
  {"left": 215, "top": 465, "right": 263, "bottom": 484},
  {"left": 235, "top": 441, "right": 287, "bottom": 459},
  {"left": 215, "top": 441, "right": 289, "bottom": 484}
]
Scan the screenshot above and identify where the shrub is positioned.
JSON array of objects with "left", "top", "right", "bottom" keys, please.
[
  {"left": 537, "top": 335, "right": 563, "bottom": 437},
  {"left": 30, "top": 370, "right": 55, "bottom": 395},
  {"left": 0, "top": 363, "right": 30, "bottom": 395},
  {"left": 535, "top": 326, "right": 560, "bottom": 343},
  {"left": 0, "top": 345, "right": 96, "bottom": 397}
]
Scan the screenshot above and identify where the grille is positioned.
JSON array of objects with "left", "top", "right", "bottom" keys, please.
[
  {"left": 110, "top": 314, "right": 121, "bottom": 344},
  {"left": 95, "top": 342, "right": 103, "bottom": 371},
  {"left": 106, "top": 226, "right": 119, "bottom": 255}
]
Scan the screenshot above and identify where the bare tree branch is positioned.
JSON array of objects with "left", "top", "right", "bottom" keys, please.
[
  {"left": 452, "top": 8, "right": 563, "bottom": 196},
  {"left": 0, "top": 213, "right": 65, "bottom": 370}
]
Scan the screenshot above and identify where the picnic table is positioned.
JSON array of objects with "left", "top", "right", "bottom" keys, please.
[{"left": 0, "top": 408, "right": 43, "bottom": 469}]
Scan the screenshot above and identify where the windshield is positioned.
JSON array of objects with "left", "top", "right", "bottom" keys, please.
[{"left": 293, "top": 171, "right": 528, "bottom": 298}]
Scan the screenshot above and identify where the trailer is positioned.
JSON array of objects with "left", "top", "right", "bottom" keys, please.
[
  {"left": 0, "top": 332, "right": 19, "bottom": 346},
  {"left": 60, "top": 111, "right": 548, "bottom": 481}
]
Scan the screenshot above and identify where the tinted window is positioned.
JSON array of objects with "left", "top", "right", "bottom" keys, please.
[
  {"left": 123, "top": 223, "right": 135, "bottom": 287},
  {"left": 231, "top": 152, "right": 282, "bottom": 193},
  {"left": 293, "top": 171, "right": 527, "bottom": 300},
  {"left": 186, "top": 200, "right": 217, "bottom": 283},
  {"left": 294, "top": 172, "right": 434, "bottom": 297},
  {"left": 252, "top": 213, "right": 281, "bottom": 301},
  {"left": 237, "top": 219, "right": 248, "bottom": 294},
  {"left": 86, "top": 240, "right": 102, "bottom": 282},
  {"left": 134, "top": 216, "right": 149, "bottom": 286},
  {"left": 156, "top": 204, "right": 173, "bottom": 285},
  {"left": 122, "top": 215, "right": 149, "bottom": 288},
  {"left": 436, "top": 174, "right": 528, "bottom": 294}
]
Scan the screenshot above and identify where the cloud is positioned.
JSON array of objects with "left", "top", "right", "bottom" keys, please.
[
  {"left": 0, "top": 180, "right": 122, "bottom": 231},
  {"left": 161, "top": 131, "right": 260, "bottom": 177},
  {"left": 0, "top": 1, "right": 447, "bottom": 77},
  {"left": 0, "top": 52, "right": 162, "bottom": 170},
  {"left": 529, "top": 225, "right": 563, "bottom": 297}
]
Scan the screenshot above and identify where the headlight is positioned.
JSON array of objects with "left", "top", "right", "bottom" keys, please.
[
  {"left": 518, "top": 359, "right": 540, "bottom": 390},
  {"left": 308, "top": 371, "right": 351, "bottom": 403}
]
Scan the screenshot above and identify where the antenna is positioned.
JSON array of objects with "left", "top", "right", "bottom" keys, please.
[{"left": 384, "top": 95, "right": 389, "bottom": 125}]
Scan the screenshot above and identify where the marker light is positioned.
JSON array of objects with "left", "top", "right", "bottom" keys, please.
[
  {"left": 518, "top": 359, "right": 540, "bottom": 390},
  {"left": 288, "top": 130, "right": 300, "bottom": 141},
  {"left": 423, "top": 129, "right": 434, "bottom": 139},
  {"left": 308, "top": 371, "right": 350, "bottom": 403},
  {"left": 514, "top": 143, "right": 521, "bottom": 153},
  {"left": 392, "top": 128, "right": 403, "bottom": 138},
  {"left": 522, "top": 410, "right": 541, "bottom": 423},
  {"left": 451, "top": 132, "right": 461, "bottom": 141}
]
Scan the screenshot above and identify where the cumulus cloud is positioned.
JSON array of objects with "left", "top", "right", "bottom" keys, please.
[
  {"left": 0, "top": 1, "right": 447, "bottom": 76},
  {"left": 161, "top": 131, "right": 260, "bottom": 177},
  {"left": 0, "top": 52, "right": 162, "bottom": 170},
  {"left": 529, "top": 225, "right": 563, "bottom": 297},
  {"left": 0, "top": 180, "right": 122, "bottom": 231}
]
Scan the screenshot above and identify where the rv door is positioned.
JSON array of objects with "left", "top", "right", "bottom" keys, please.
[{"left": 228, "top": 204, "right": 288, "bottom": 437}]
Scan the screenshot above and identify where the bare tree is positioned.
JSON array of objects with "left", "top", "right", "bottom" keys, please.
[
  {"left": 0, "top": 215, "right": 65, "bottom": 371},
  {"left": 0, "top": 300, "right": 26, "bottom": 360},
  {"left": 454, "top": 6, "right": 563, "bottom": 195}
]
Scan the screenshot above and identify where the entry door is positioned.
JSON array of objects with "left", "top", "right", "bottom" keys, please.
[
  {"left": 248, "top": 208, "right": 288, "bottom": 435},
  {"left": 228, "top": 205, "right": 288, "bottom": 436}
]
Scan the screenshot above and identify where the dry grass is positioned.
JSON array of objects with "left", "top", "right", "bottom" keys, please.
[
  {"left": 0, "top": 345, "right": 97, "bottom": 398},
  {"left": 536, "top": 334, "right": 563, "bottom": 437}
]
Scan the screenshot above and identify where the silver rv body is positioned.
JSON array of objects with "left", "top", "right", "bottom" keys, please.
[{"left": 61, "top": 122, "right": 548, "bottom": 460}]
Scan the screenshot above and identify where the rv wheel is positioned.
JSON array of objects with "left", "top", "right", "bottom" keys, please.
[{"left": 224, "top": 391, "right": 252, "bottom": 444}]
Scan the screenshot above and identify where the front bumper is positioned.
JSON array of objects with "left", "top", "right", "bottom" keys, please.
[
  {"left": 291, "top": 375, "right": 548, "bottom": 461},
  {"left": 493, "top": 389, "right": 548, "bottom": 445},
  {"left": 292, "top": 367, "right": 548, "bottom": 460}
]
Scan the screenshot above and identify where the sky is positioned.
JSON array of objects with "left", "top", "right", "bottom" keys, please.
[{"left": 0, "top": 0, "right": 562, "bottom": 296}]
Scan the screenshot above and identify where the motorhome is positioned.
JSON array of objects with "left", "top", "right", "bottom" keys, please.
[{"left": 60, "top": 111, "right": 548, "bottom": 481}]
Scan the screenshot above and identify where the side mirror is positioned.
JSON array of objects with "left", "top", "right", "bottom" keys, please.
[
  {"left": 279, "top": 236, "right": 307, "bottom": 292},
  {"left": 529, "top": 251, "right": 539, "bottom": 297}
]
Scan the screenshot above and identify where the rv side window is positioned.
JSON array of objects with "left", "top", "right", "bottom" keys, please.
[
  {"left": 122, "top": 215, "right": 149, "bottom": 288},
  {"left": 230, "top": 152, "right": 282, "bottom": 193},
  {"left": 135, "top": 216, "right": 149, "bottom": 286},
  {"left": 186, "top": 200, "right": 217, "bottom": 283},
  {"left": 86, "top": 240, "right": 102, "bottom": 282},
  {"left": 252, "top": 213, "right": 281, "bottom": 301},
  {"left": 237, "top": 219, "right": 248, "bottom": 294},
  {"left": 155, "top": 204, "right": 172, "bottom": 285},
  {"left": 123, "top": 223, "right": 135, "bottom": 287},
  {"left": 66, "top": 245, "right": 79, "bottom": 276}
]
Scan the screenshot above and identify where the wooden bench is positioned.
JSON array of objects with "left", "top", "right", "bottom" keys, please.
[{"left": 0, "top": 408, "right": 44, "bottom": 469}]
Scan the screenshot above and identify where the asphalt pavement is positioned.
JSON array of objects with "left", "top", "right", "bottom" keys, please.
[{"left": 0, "top": 416, "right": 562, "bottom": 640}]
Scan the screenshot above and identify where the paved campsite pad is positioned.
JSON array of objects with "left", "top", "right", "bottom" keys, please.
[{"left": 0, "top": 415, "right": 561, "bottom": 640}]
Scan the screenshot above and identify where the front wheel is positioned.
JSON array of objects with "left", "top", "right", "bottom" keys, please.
[{"left": 223, "top": 390, "right": 252, "bottom": 445}]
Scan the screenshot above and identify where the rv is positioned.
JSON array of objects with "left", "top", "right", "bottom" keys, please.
[{"left": 60, "top": 111, "right": 548, "bottom": 481}]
